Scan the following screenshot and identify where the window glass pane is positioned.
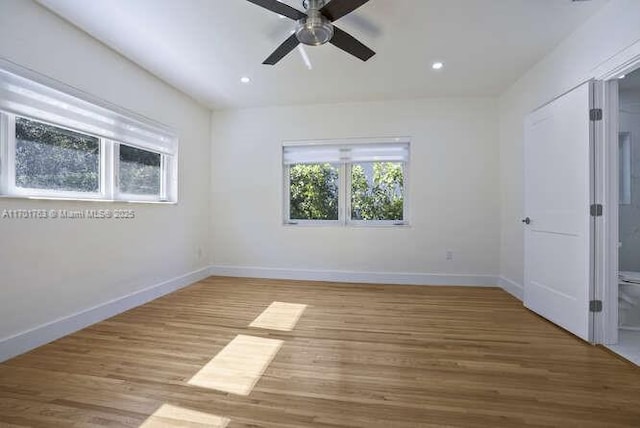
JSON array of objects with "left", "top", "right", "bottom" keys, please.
[
  {"left": 15, "top": 117, "right": 100, "bottom": 192},
  {"left": 289, "top": 163, "right": 339, "bottom": 220},
  {"left": 119, "top": 144, "right": 162, "bottom": 196},
  {"left": 351, "top": 162, "right": 404, "bottom": 221}
]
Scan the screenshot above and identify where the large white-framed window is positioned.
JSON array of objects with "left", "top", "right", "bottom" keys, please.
[
  {"left": 283, "top": 138, "right": 410, "bottom": 226},
  {"left": 0, "top": 60, "right": 178, "bottom": 203}
]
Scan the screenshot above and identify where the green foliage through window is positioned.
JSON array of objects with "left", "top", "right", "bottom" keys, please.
[
  {"left": 287, "top": 161, "right": 404, "bottom": 222},
  {"left": 351, "top": 162, "right": 404, "bottom": 220},
  {"left": 15, "top": 117, "right": 100, "bottom": 192},
  {"left": 289, "top": 163, "right": 339, "bottom": 220}
]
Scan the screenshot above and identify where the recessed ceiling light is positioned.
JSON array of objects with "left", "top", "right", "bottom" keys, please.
[
  {"left": 619, "top": 74, "right": 626, "bottom": 79},
  {"left": 240, "top": 76, "right": 251, "bottom": 84},
  {"left": 432, "top": 62, "right": 444, "bottom": 70}
]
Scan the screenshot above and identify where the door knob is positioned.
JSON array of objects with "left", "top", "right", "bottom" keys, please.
[{"left": 522, "top": 217, "right": 531, "bottom": 225}]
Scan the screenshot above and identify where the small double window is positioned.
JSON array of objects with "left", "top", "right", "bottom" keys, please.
[{"left": 283, "top": 139, "right": 410, "bottom": 226}]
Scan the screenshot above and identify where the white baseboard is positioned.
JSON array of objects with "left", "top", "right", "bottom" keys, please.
[
  {"left": 498, "top": 276, "right": 524, "bottom": 301},
  {"left": 0, "top": 266, "right": 210, "bottom": 363},
  {"left": 209, "top": 265, "right": 498, "bottom": 287}
]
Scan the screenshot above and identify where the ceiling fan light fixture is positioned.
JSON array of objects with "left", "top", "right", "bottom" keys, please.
[
  {"left": 295, "top": 9, "right": 334, "bottom": 46},
  {"left": 248, "top": 0, "right": 375, "bottom": 65}
]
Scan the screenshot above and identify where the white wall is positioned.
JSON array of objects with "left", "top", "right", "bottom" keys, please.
[
  {"left": 499, "top": 0, "right": 640, "bottom": 292},
  {"left": 619, "top": 87, "right": 640, "bottom": 272},
  {"left": 210, "top": 98, "right": 499, "bottom": 283},
  {"left": 0, "top": 0, "right": 211, "bottom": 352}
]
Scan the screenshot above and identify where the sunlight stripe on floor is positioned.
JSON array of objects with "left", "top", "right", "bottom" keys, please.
[
  {"left": 139, "top": 403, "right": 230, "bottom": 427},
  {"left": 187, "top": 335, "right": 283, "bottom": 396},
  {"left": 249, "top": 302, "right": 307, "bottom": 331}
]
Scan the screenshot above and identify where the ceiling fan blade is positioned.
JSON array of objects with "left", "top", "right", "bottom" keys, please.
[
  {"left": 320, "top": 0, "right": 370, "bottom": 22},
  {"left": 246, "top": 0, "right": 306, "bottom": 20},
  {"left": 330, "top": 26, "right": 375, "bottom": 62},
  {"left": 263, "top": 33, "right": 300, "bottom": 65}
]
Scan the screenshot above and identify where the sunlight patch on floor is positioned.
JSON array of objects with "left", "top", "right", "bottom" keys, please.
[
  {"left": 187, "top": 334, "right": 283, "bottom": 395},
  {"left": 249, "top": 301, "right": 307, "bottom": 331},
  {"left": 139, "top": 403, "right": 230, "bottom": 427}
]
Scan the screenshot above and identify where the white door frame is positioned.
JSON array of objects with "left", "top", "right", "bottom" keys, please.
[
  {"left": 594, "top": 53, "right": 640, "bottom": 345},
  {"left": 591, "top": 79, "right": 604, "bottom": 343}
]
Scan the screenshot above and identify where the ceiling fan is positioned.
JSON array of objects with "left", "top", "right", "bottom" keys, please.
[{"left": 247, "top": 0, "right": 375, "bottom": 65}]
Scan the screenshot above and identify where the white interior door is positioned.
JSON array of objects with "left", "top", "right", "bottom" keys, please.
[{"left": 524, "top": 82, "right": 596, "bottom": 342}]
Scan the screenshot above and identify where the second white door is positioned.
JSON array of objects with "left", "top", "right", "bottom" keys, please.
[{"left": 523, "top": 82, "right": 596, "bottom": 342}]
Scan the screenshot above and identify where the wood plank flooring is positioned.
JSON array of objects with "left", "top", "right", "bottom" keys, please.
[{"left": 1, "top": 276, "right": 639, "bottom": 427}]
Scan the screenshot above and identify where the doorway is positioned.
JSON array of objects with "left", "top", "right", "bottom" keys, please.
[{"left": 604, "top": 66, "right": 640, "bottom": 365}]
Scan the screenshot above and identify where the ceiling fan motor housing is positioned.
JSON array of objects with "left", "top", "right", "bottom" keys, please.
[{"left": 296, "top": 0, "right": 334, "bottom": 46}]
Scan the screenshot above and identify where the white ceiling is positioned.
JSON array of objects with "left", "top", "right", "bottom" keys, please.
[{"left": 37, "top": 0, "right": 607, "bottom": 110}]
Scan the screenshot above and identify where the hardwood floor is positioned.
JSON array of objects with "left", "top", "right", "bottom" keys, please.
[{"left": 1, "top": 276, "right": 639, "bottom": 427}]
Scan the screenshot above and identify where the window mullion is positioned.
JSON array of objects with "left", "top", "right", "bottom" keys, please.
[
  {"left": 5, "top": 114, "right": 16, "bottom": 193},
  {"left": 159, "top": 154, "right": 166, "bottom": 201},
  {"left": 168, "top": 154, "right": 177, "bottom": 202},
  {"left": 284, "top": 164, "right": 292, "bottom": 224},
  {"left": 0, "top": 113, "right": 8, "bottom": 195},
  {"left": 338, "top": 162, "right": 347, "bottom": 225},
  {"left": 402, "top": 161, "right": 409, "bottom": 225},
  {"left": 344, "top": 162, "right": 352, "bottom": 226},
  {"left": 102, "top": 139, "right": 114, "bottom": 200},
  {"left": 162, "top": 155, "right": 169, "bottom": 202},
  {"left": 114, "top": 143, "right": 121, "bottom": 200}
]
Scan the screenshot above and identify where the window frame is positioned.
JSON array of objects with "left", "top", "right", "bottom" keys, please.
[
  {"left": 0, "top": 112, "right": 176, "bottom": 203},
  {"left": 282, "top": 138, "right": 410, "bottom": 227},
  {"left": 0, "top": 60, "right": 178, "bottom": 204}
]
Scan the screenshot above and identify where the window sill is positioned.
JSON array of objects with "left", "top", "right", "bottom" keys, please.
[
  {"left": 0, "top": 194, "right": 177, "bottom": 205},
  {"left": 283, "top": 221, "right": 341, "bottom": 227},
  {"left": 347, "top": 222, "right": 410, "bottom": 228},
  {"left": 284, "top": 221, "right": 410, "bottom": 228}
]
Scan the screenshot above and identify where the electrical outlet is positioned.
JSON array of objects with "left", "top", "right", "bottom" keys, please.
[{"left": 446, "top": 250, "right": 453, "bottom": 261}]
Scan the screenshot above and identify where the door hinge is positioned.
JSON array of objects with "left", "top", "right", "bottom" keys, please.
[
  {"left": 590, "top": 108, "right": 603, "bottom": 121},
  {"left": 590, "top": 204, "right": 603, "bottom": 217},
  {"left": 589, "top": 300, "right": 603, "bottom": 313}
]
